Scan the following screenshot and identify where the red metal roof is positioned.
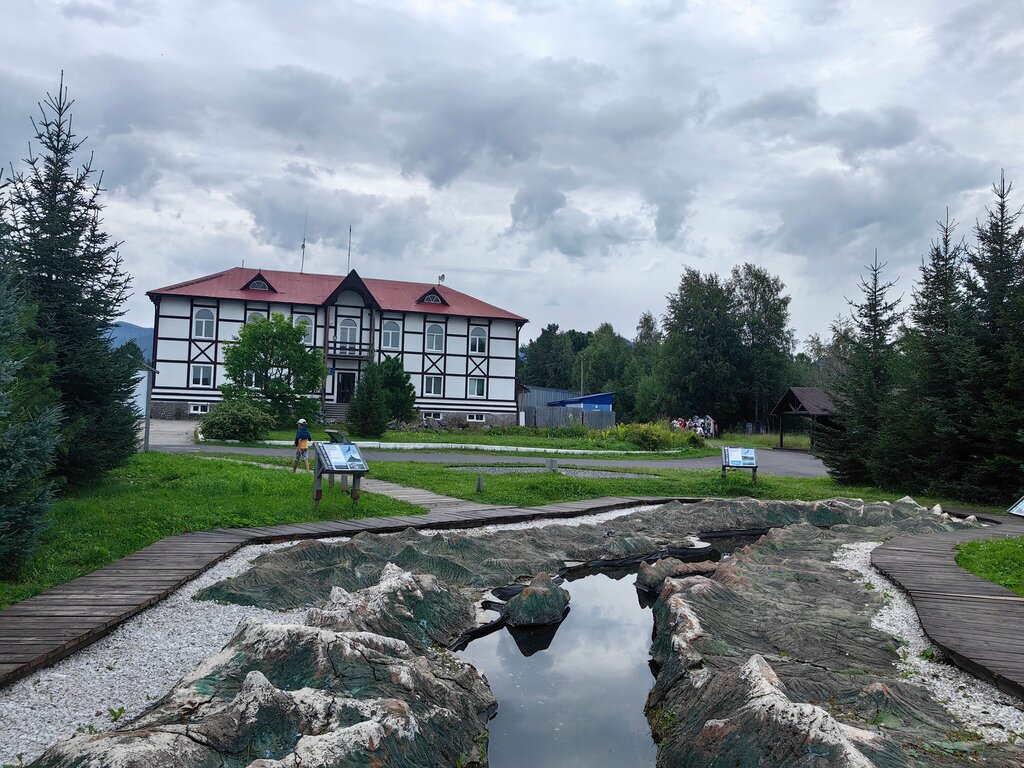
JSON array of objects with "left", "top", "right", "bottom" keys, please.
[
  {"left": 149, "top": 268, "right": 526, "bottom": 322},
  {"left": 361, "top": 277, "right": 526, "bottom": 322}
]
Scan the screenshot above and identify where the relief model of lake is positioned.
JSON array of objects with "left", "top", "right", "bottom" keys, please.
[{"left": 459, "top": 570, "right": 657, "bottom": 768}]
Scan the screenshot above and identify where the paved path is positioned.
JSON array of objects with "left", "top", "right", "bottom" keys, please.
[
  {"left": 163, "top": 442, "right": 829, "bottom": 477},
  {"left": 0, "top": 486, "right": 692, "bottom": 690},
  {"left": 872, "top": 514, "right": 1024, "bottom": 701}
]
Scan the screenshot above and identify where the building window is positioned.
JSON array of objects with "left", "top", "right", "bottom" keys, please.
[
  {"left": 247, "top": 312, "right": 265, "bottom": 324},
  {"left": 466, "top": 413, "right": 485, "bottom": 423},
  {"left": 248, "top": 279, "right": 269, "bottom": 290},
  {"left": 424, "top": 375, "right": 443, "bottom": 396},
  {"left": 468, "top": 377, "right": 485, "bottom": 398},
  {"left": 189, "top": 403, "right": 210, "bottom": 415},
  {"left": 426, "top": 323, "right": 444, "bottom": 352},
  {"left": 191, "top": 364, "right": 213, "bottom": 387},
  {"left": 422, "top": 411, "right": 443, "bottom": 420},
  {"left": 423, "top": 294, "right": 442, "bottom": 304},
  {"left": 470, "top": 327, "right": 487, "bottom": 354},
  {"left": 338, "top": 318, "right": 358, "bottom": 351},
  {"left": 294, "top": 316, "right": 313, "bottom": 344},
  {"left": 193, "top": 308, "right": 215, "bottom": 339},
  {"left": 382, "top": 320, "right": 401, "bottom": 350}
]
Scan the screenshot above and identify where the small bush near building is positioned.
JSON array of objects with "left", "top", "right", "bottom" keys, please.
[{"left": 201, "top": 399, "right": 274, "bottom": 441}]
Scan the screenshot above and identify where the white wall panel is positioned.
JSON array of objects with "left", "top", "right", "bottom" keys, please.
[
  {"left": 491, "top": 338, "right": 516, "bottom": 358},
  {"left": 159, "top": 297, "right": 190, "bottom": 317},
  {"left": 159, "top": 339, "right": 188, "bottom": 360},
  {"left": 490, "top": 358, "right": 515, "bottom": 378},
  {"left": 157, "top": 361, "right": 188, "bottom": 388},
  {"left": 161, "top": 317, "right": 189, "bottom": 338},
  {"left": 447, "top": 356, "right": 466, "bottom": 375},
  {"left": 219, "top": 301, "right": 244, "bottom": 321}
]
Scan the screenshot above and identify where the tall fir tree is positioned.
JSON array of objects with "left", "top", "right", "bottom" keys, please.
[
  {"left": 873, "top": 215, "right": 980, "bottom": 495},
  {"left": 815, "top": 255, "right": 903, "bottom": 485},
  {"left": 4, "top": 76, "right": 139, "bottom": 484},
  {"left": 963, "top": 174, "right": 1024, "bottom": 500},
  {"left": 0, "top": 251, "right": 62, "bottom": 578}
]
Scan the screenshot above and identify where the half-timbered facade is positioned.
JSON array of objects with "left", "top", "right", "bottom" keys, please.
[{"left": 147, "top": 268, "right": 527, "bottom": 424}]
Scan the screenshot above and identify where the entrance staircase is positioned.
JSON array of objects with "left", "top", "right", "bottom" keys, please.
[{"left": 321, "top": 403, "right": 349, "bottom": 424}]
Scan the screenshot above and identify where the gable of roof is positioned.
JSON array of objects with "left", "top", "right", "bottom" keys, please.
[
  {"left": 770, "top": 386, "right": 836, "bottom": 417},
  {"left": 148, "top": 267, "right": 343, "bottom": 306}
]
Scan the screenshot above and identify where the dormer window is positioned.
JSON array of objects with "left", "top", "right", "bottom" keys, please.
[
  {"left": 243, "top": 272, "right": 276, "bottom": 292},
  {"left": 416, "top": 287, "right": 448, "bottom": 306}
]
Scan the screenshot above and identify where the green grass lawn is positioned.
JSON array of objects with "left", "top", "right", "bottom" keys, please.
[
  {"left": 212, "top": 453, "right": 998, "bottom": 514},
  {"left": 0, "top": 453, "right": 425, "bottom": 610},
  {"left": 956, "top": 537, "right": 1024, "bottom": 597}
]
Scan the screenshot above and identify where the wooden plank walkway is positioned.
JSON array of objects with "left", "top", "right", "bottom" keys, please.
[
  {"left": 0, "top": 482, "right": 690, "bottom": 689},
  {"left": 872, "top": 515, "right": 1024, "bottom": 701}
]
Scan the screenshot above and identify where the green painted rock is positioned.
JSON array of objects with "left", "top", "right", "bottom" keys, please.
[{"left": 504, "top": 574, "right": 570, "bottom": 627}]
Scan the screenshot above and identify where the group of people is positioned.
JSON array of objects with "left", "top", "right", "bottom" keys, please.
[{"left": 671, "top": 415, "right": 717, "bottom": 438}]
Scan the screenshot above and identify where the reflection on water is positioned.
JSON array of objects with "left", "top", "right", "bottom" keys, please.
[{"left": 458, "top": 571, "right": 656, "bottom": 768}]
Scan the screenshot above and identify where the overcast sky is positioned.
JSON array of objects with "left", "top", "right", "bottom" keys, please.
[{"left": 2, "top": 0, "right": 1020, "bottom": 344}]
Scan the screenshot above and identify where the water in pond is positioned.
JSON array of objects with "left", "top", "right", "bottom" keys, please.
[{"left": 459, "top": 570, "right": 657, "bottom": 768}]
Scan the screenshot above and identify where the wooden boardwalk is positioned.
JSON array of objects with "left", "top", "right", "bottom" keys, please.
[
  {"left": 0, "top": 486, "right": 690, "bottom": 689},
  {"left": 872, "top": 515, "right": 1024, "bottom": 701}
]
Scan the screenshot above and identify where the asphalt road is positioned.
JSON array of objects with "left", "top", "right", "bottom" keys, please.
[{"left": 158, "top": 441, "right": 828, "bottom": 478}]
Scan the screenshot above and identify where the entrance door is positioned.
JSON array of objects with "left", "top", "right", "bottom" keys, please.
[{"left": 336, "top": 371, "right": 356, "bottom": 404}]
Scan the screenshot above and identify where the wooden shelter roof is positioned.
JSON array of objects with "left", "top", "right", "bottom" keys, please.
[{"left": 770, "top": 387, "right": 836, "bottom": 417}]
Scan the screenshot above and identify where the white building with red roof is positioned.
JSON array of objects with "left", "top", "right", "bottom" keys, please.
[{"left": 147, "top": 268, "right": 528, "bottom": 424}]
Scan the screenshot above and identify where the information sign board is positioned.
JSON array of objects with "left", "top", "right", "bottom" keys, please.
[
  {"left": 321, "top": 442, "right": 367, "bottom": 472},
  {"left": 722, "top": 447, "right": 757, "bottom": 468}
]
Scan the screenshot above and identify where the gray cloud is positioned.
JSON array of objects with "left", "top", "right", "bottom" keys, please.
[{"left": 717, "top": 88, "right": 923, "bottom": 162}]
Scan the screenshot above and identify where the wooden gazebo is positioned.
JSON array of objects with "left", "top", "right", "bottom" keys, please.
[{"left": 770, "top": 387, "right": 837, "bottom": 448}]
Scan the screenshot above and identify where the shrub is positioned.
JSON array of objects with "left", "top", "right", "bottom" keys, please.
[
  {"left": 616, "top": 422, "right": 705, "bottom": 451},
  {"left": 346, "top": 361, "right": 389, "bottom": 437},
  {"left": 201, "top": 399, "right": 273, "bottom": 441}
]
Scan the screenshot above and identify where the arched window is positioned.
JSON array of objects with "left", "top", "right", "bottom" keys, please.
[
  {"left": 248, "top": 279, "right": 269, "bottom": 290},
  {"left": 382, "top": 320, "right": 401, "bottom": 350},
  {"left": 470, "top": 327, "right": 487, "bottom": 354},
  {"left": 247, "top": 312, "right": 265, "bottom": 324},
  {"left": 339, "top": 318, "right": 358, "bottom": 351},
  {"left": 426, "top": 323, "right": 444, "bottom": 352},
  {"left": 423, "top": 294, "right": 442, "bottom": 304},
  {"left": 294, "top": 316, "right": 313, "bottom": 344},
  {"left": 193, "top": 308, "right": 215, "bottom": 339}
]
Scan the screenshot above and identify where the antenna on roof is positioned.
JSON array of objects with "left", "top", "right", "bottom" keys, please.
[
  {"left": 300, "top": 206, "right": 308, "bottom": 274},
  {"left": 438, "top": 274, "right": 445, "bottom": 285},
  {"left": 347, "top": 225, "right": 352, "bottom": 273}
]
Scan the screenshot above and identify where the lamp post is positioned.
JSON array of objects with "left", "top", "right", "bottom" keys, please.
[{"left": 141, "top": 359, "right": 159, "bottom": 452}]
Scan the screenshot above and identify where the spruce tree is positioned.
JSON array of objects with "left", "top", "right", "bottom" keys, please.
[
  {"left": 963, "top": 174, "right": 1024, "bottom": 500},
  {"left": 0, "top": 253, "right": 61, "bottom": 578},
  {"left": 346, "top": 361, "right": 389, "bottom": 437},
  {"left": 377, "top": 355, "right": 416, "bottom": 423},
  {"left": 4, "top": 76, "right": 139, "bottom": 484},
  {"left": 815, "top": 255, "right": 903, "bottom": 485},
  {"left": 873, "top": 215, "right": 979, "bottom": 494}
]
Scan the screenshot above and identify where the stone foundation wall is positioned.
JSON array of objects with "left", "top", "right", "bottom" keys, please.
[
  {"left": 422, "top": 411, "right": 518, "bottom": 427},
  {"left": 151, "top": 401, "right": 217, "bottom": 420}
]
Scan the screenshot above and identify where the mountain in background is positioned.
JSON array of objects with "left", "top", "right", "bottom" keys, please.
[{"left": 109, "top": 321, "right": 154, "bottom": 360}]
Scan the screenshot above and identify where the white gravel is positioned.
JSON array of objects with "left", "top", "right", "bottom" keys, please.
[
  {"left": 0, "top": 503, "right": 661, "bottom": 764},
  {"left": 0, "top": 539, "right": 314, "bottom": 765},
  {"left": 833, "top": 541, "right": 1024, "bottom": 742}
]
